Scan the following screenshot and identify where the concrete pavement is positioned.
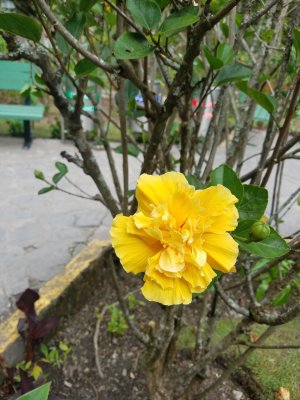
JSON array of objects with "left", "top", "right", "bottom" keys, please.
[{"left": 0, "top": 133, "right": 299, "bottom": 320}]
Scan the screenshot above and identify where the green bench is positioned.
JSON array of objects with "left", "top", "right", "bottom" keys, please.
[{"left": 0, "top": 61, "right": 45, "bottom": 147}]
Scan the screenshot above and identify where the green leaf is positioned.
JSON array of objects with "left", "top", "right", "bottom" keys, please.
[
  {"left": 0, "top": 13, "right": 42, "bottom": 42},
  {"left": 57, "top": 13, "right": 86, "bottom": 54},
  {"left": 124, "top": 80, "right": 139, "bottom": 105},
  {"left": 52, "top": 173, "right": 64, "bottom": 184},
  {"left": 38, "top": 186, "right": 55, "bottom": 195},
  {"left": 159, "top": 6, "right": 199, "bottom": 37},
  {"left": 236, "top": 227, "right": 290, "bottom": 258},
  {"left": 237, "top": 184, "right": 268, "bottom": 220},
  {"left": 17, "top": 382, "right": 51, "bottom": 400},
  {"left": 74, "top": 58, "right": 97, "bottom": 77},
  {"left": 251, "top": 258, "right": 270, "bottom": 275},
  {"left": 217, "top": 43, "right": 234, "bottom": 65},
  {"left": 52, "top": 161, "right": 68, "bottom": 184},
  {"left": 236, "top": 81, "right": 276, "bottom": 113},
  {"left": 114, "top": 143, "right": 140, "bottom": 157},
  {"left": 209, "top": 164, "right": 244, "bottom": 202},
  {"left": 186, "top": 175, "right": 205, "bottom": 190},
  {"left": 294, "top": 29, "right": 300, "bottom": 57},
  {"left": 55, "top": 161, "right": 68, "bottom": 174},
  {"left": 114, "top": 32, "right": 154, "bottom": 60},
  {"left": 214, "top": 64, "right": 252, "bottom": 86},
  {"left": 34, "top": 170, "right": 45, "bottom": 181},
  {"left": 203, "top": 46, "right": 223, "bottom": 70},
  {"left": 272, "top": 285, "right": 292, "bottom": 307},
  {"left": 256, "top": 279, "right": 270, "bottom": 301},
  {"left": 233, "top": 219, "right": 255, "bottom": 240},
  {"left": 154, "top": 0, "right": 169, "bottom": 9},
  {"left": 79, "top": 0, "right": 97, "bottom": 12},
  {"left": 127, "top": 0, "right": 161, "bottom": 30}
]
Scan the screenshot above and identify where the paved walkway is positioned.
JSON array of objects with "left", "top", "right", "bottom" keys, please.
[{"left": 0, "top": 134, "right": 299, "bottom": 319}]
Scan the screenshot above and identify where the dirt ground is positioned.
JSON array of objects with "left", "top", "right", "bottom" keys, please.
[
  {"left": 35, "top": 268, "right": 254, "bottom": 400},
  {"left": 1, "top": 260, "right": 264, "bottom": 400}
]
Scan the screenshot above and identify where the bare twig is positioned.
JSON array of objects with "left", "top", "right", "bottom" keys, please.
[
  {"left": 215, "top": 282, "right": 250, "bottom": 317},
  {"left": 108, "top": 252, "right": 149, "bottom": 345}
]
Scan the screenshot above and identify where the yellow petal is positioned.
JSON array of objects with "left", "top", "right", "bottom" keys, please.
[
  {"left": 159, "top": 247, "right": 185, "bottom": 273},
  {"left": 196, "top": 185, "right": 238, "bottom": 233},
  {"left": 145, "top": 252, "right": 182, "bottom": 289},
  {"left": 110, "top": 214, "right": 160, "bottom": 274},
  {"left": 136, "top": 172, "right": 188, "bottom": 215},
  {"left": 141, "top": 277, "right": 192, "bottom": 305},
  {"left": 168, "top": 185, "right": 203, "bottom": 227},
  {"left": 182, "top": 262, "right": 216, "bottom": 291},
  {"left": 203, "top": 233, "right": 238, "bottom": 273}
]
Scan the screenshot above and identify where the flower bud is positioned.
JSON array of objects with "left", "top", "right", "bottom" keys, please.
[
  {"left": 34, "top": 169, "right": 45, "bottom": 181},
  {"left": 250, "top": 221, "right": 270, "bottom": 241}
]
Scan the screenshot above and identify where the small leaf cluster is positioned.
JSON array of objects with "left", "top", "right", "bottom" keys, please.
[
  {"left": 255, "top": 259, "right": 298, "bottom": 306},
  {"left": 34, "top": 161, "right": 68, "bottom": 195},
  {"left": 114, "top": 1, "right": 199, "bottom": 60},
  {"left": 107, "top": 305, "right": 128, "bottom": 335}
]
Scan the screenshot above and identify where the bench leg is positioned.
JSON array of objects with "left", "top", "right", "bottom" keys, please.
[{"left": 23, "top": 120, "right": 32, "bottom": 148}]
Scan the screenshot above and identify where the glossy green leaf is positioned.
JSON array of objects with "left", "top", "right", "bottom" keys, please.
[
  {"left": 38, "top": 186, "right": 55, "bottom": 195},
  {"left": 237, "top": 184, "right": 268, "bottom": 220},
  {"left": 214, "top": 64, "right": 252, "bottom": 86},
  {"left": 210, "top": 164, "right": 244, "bottom": 202},
  {"left": 52, "top": 162, "right": 68, "bottom": 184},
  {"left": 57, "top": 13, "right": 86, "bottom": 54},
  {"left": 236, "top": 227, "right": 290, "bottom": 258},
  {"left": 186, "top": 175, "right": 206, "bottom": 189},
  {"left": 79, "top": 0, "right": 98, "bottom": 12},
  {"left": 217, "top": 43, "right": 234, "bottom": 65},
  {"left": 127, "top": 0, "right": 161, "bottom": 30},
  {"left": 203, "top": 46, "right": 223, "bottom": 70},
  {"left": 114, "top": 143, "right": 140, "bottom": 157},
  {"left": 154, "top": 0, "right": 169, "bottom": 8},
  {"left": 114, "top": 32, "right": 154, "bottom": 60},
  {"left": 233, "top": 219, "right": 255, "bottom": 240},
  {"left": 236, "top": 81, "right": 276, "bottom": 113},
  {"left": 256, "top": 279, "right": 270, "bottom": 301},
  {"left": 0, "top": 13, "right": 42, "bottom": 42},
  {"left": 272, "top": 285, "right": 292, "bottom": 307},
  {"left": 17, "top": 382, "right": 51, "bottom": 400},
  {"left": 74, "top": 59, "right": 97, "bottom": 77},
  {"left": 159, "top": 6, "right": 199, "bottom": 37},
  {"left": 55, "top": 161, "right": 68, "bottom": 174}
]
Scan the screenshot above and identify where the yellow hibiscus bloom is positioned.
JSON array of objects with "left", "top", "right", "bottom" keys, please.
[{"left": 110, "top": 172, "right": 239, "bottom": 306}]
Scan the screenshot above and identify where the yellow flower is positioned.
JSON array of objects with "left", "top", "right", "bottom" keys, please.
[{"left": 110, "top": 172, "right": 239, "bottom": 306}]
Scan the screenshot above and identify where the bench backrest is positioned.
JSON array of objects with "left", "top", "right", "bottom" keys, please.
[{"left": 0, "top": 61, "right": 37, "bottom": 91}]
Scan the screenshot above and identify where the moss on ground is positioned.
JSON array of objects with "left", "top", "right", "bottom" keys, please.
[{"left": 177, "top": 318, "right": 300, "bottom": 399}]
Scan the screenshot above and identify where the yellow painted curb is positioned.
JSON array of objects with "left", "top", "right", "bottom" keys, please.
[{"left": 0, "top": 239, "right": 110, "bottom": 368}]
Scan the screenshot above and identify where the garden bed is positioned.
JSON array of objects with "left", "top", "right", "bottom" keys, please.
[{"left": 1, "top": 245, "right": 299, "bottom": 400}]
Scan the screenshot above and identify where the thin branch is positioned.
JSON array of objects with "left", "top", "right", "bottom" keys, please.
[
  {"left": 261, "top": 68, "right": 300, "bottom": 186},
  {"left": 108, "top": 252, "right": 150, "bottom": 345},
  {"left": 194, "top": 326, "right": 276, "bottom": 399},
  {"left": 241, "top": 135, "right": 300, "bottom": 182},
  {"left": 236, "top": 341, "right": 300, "bottom": 349},
  {"left": 61, "top": 151, "right": 84, "bottom": 169},
  {"left": 215, "top": 282, "right": 250, "bottom": 317}
]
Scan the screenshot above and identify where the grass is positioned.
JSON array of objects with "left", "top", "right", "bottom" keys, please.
[
  {"left": 0, "top": 119, "right": 121, "bottom": 141},
  {"left": 177, "top": 318, "right": 300, "bottom": 399},
  {"left": 0, "top": 120, "right": 53, "bottom": 138}
]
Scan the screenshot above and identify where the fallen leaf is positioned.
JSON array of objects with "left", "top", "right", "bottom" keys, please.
[{"left": 275, "top": 387, "right": 290, "bottom": 400}]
